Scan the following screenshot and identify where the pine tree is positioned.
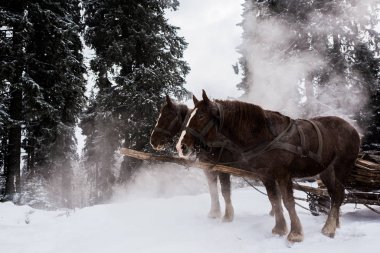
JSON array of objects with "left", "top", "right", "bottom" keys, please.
[
  {"left": 0, "top": 0, "right": 86, "bottom": 206},
  {"left": 21, "top": 0, "right": 85, "bottom": 207},
  {"left": 82, "top": 0, "right": 189, "bottom": 203},
  {"left": 238, "top": 0, "right": 380, "bottom": 150},
  {"left": 0, "top": 0, "right": 30, "bottom": 202}
]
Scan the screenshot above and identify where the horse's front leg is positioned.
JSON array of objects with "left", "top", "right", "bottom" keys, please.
[
  {"left": 204, "top": 170, "right": 221, "bottom": 218},
  {"left": 278, "top": 175, "right": 304, "bottom": 242},
  {"left": 262, "top": 179, "right": 287, "bottom": 236},
  {"left": 219, "top": 173, "right": 234, "bottom": 222}
]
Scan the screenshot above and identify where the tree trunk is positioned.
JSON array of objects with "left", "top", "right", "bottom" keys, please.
[
  {"left": 118, "top": 140, "right": 144, "bottom": 183},
  {"left": 4, "top": 18, "right": 24, "bottom": 203},
  {"left": 5, "top": 86, "right": 22, "bottom": 202},
  {"left": 61, "top": 160, "right": 73, "bottom": 208}
]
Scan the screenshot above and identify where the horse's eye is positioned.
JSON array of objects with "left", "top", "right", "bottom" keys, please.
[{"left": 198, "top": 113, "right": 205, "bottom": 120}]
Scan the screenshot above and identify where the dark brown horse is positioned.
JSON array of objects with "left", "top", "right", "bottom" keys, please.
[
  {"left": 150, "top": 95, "right": 235, "bottom": 221},
  {"left": 177, "top": 90, "right": 360, "bottom": 242}
]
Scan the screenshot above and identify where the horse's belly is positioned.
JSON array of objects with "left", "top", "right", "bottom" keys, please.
[{"left": 289, "top": 158, "right": 324, "bottom": 178}]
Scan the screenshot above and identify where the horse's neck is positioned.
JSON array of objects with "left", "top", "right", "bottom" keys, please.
[
  {"left": 219, "top": 103, "right": 290, "bottom": 147},
  {"left": 219, "top": 102, "right": 269, "bottom": 147}
]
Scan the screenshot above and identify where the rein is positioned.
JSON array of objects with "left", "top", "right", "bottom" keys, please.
[{"left": 185, "top": 120, "right": 215, "bottom": 147}]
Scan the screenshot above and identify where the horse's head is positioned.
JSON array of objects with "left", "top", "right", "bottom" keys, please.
[
  {"left": 150, "top": 95, "right": 187, "bottom": 150},
  {"left": 176, "top": 90, "right": 221, "bottom": 158}
]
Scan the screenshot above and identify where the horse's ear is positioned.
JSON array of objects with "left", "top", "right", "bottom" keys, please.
[
  {"left": 166, "top": 94, "right": 173, "bottom": 107},
  {"left": 192, "top": 95, "right": 199, "bottom": 105},
  {"left": 202, "top": 89, "right": 210, "bottom": 104}
]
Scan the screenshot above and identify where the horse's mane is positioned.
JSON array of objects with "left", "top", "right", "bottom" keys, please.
[
  {"left": 177, "top": 103, "right": 190, "bottom": 119},
  {"left": 177, "top": 102, "right": 189, "bottom": 112},
  {"left": 215, "top": 99, "right": 268, "bottom": 141},
  {"left": 164, "top": 100, "right": 190, "bottom": 123}
]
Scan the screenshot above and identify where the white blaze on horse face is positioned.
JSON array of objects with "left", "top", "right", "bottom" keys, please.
[
  {"left": 154, "top": 112, "right": 162, "bottom": 128},
  {"left": 150, "top": 112, "right": 162, "bottom": 149},
  {"left": 176, "top": 108, "right": 197, "bottom": 158}
]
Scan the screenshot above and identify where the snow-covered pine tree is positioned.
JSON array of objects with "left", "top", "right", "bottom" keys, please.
[
  {"left": 0, "top": 0, "right": 86, "bottom": 207},
  {"left": 0, "top": 0, "right": 30, "bottom": 202},
  {"left": 81, "top": 0, "right": 189, "bottom": 203},
  {"left": 21, "top": 0, "right": 86, "bottom": 208},
  {"left": 238, "top": 0, "right": 380, "bottom": 150},
  {"left": 354, "top": 43, "right": 380, "bottom": 151}
]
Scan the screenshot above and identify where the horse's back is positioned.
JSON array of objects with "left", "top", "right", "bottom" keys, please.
[{"left": 311, "top": 116, "right": 360, "bottom": 160}]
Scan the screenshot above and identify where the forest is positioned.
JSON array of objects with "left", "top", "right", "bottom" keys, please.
[{"left": 0, "top": 0, "right": 379, "bottom": 210}]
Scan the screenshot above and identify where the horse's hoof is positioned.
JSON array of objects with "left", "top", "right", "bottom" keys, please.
[
  {"left": 272, "top": 226, "right": 288, "bottom": 236},
  {"left": 208, "top": 210, "right": 221, "bottom": 219},
  {"left": 222, "top": 206, "right": 234, "bottom": 222},
  {"left": 222, "top": 214, "right": 234, "bottom": 222},
  {"left": 287, "top": 232, "right": 304, "bottom": 242},
  {"left": 322, "top": 224, "right": 336, "bottom": 238},
  {"left": 322, "top": 228, "right": 335, "bottom": 238}
]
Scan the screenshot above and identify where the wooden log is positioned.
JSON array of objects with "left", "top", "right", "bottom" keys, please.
[
  {"left": 348, "top": 157, "right": 380, "bottom": 191},
  {"left": 120, "top": 148, "right": 329, "bottom": 196},
  {"left": 292, "top": 183, "right": 329, "bottom": 197},
  {"left": 356, "top": 158, "right": 380, "bottom": 170},
  {"left": 120, "top": 148, "right": 264, "bottom": 180}
]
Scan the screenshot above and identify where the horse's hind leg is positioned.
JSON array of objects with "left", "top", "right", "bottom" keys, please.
[
  {"left": 204, "top": 170, "right": 221, "bottom": 218},
  {"left": 262, "top": 179, "right": 287, "bottom": 236},
  {"left": 278, "top": 176, "right": 303, "bottom": 242},
  {"left": 319, "top": 159, "right": 352, "bottom": 238},
  {"left": 219, "top": 173, "right": 234, "bottom": 222},
  {"left": 319, "top": 168, "right": 342, "bottom": 237}
]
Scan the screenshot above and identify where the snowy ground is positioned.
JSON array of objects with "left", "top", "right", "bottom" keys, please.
[{"left": 1, "top": 183, "right": 380, "bottom": 253}]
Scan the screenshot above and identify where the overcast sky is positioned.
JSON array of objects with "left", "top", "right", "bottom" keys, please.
[{"left": 165, "top": 0, "right": 245, "bottom": 102}]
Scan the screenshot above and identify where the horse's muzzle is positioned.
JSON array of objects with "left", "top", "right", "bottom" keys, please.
[{"left": 177, "top": 143, "right": 193, "bottom": 159}]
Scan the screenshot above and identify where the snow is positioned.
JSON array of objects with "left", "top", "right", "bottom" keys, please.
[{"left": 1, "top": 187, "right": 380, "bottom": 253}]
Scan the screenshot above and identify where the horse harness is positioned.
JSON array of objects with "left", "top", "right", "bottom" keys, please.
[
  {"left": 185, "top": 103, "right": 324, "bottom": 166},
  {"left": 153, "top": 111, "right": 184, "bottom": 136}
]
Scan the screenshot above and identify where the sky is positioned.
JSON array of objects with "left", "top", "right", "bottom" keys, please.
[{"left": 165, "top": 0, "right": 245, "bottom": 102}]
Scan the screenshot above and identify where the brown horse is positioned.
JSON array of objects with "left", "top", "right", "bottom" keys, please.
[
  {"left": 177, "top": 90, "right": 360, "bottom": 242},
  {"left": 150, "top": 95, "right": 235, "bottom": 221}
]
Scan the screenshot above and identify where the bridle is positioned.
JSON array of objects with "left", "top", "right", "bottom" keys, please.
[
  {"left": 184, "top": 102, "right": 244, "bottom": 160},
  {"left": 184, "top": 102, "right": 225, "bottom": 148},
  {"left": 153, "top": 111, "right": 183, "bottom": 137}
]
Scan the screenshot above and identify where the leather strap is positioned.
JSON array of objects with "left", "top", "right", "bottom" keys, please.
[
  {"left": 296, "top": 121, "right": 308, "bottom": 157},
  {"left": 262, "top": 119, "right": 323, "bottom": 164},
  {"left": 185, "top": 102, "right": 224, "bottom": 147},
  {"left": 153, "top": 112, "right": 182, "bottom": 136},
  {"left": 306, "top": 119, "right": 323, "bottom": 163}
]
